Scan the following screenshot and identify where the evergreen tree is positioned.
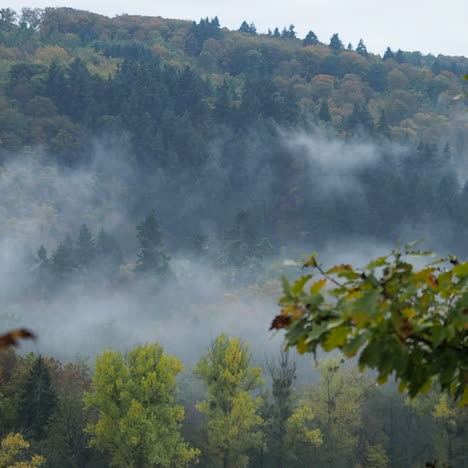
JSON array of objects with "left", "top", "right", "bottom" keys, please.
[
  {"left": 318, "top": 100, "right": 332, "bottom": 122},
  {"left": 16, "top": 356, "right": 57, "bottom": 441},
  {"left": 377, "top": 110, "right": 390, "bottom": 137},
  {"left": 329, "top": 33, "right": 344, "bottom": 51},
  {"left": 273, "top": 27, "right": 281, "bottom": 38},
  {"left": 303, "top": 30, "right": 318, "bottom": 46},
  {"left": 356, "top": 38, "right": 368, "bottom": 56},
  {"left": 395, "top": 49, "right": 404, "bottom": 63},
  {"left": 96, "top": 228, "right": 123, "bottom": 273},
  {"left": 51, "top": 234, "right": 75, "bottom": 279},
  {"left": 135, "top": 209, "right": 171, "bottom": 276},
  {"left": 281, "top": 25, "right": 296, "bottom": 39},
  {"left": 76, "top": 224, "right": 95, "bottom": 270},
  {"left": 347, "top": 42, "right": 353, "bottom": 51},
  {"left": 238, "top": 20, "right": 257, "bottom": 35},
  {"left": 431, "top": 58, "right": 442, "bottom": 75},
  {"left": 264, "top": 351, "right": 322, "bottom": 467},
  {"left": 383, "top": 47, "right": 394, "bottom": 60}
]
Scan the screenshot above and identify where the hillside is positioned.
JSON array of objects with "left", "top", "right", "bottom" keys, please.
[{"left": 0, "top": 6, "right": 467, "bottom": 254}]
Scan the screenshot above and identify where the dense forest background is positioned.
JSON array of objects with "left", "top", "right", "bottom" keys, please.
[{"left": 0, "top": 6, "right": 467, "bottom": 467}]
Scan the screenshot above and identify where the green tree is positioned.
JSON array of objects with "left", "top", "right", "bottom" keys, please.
[
  {"left": 195, "top": 334, "right": 264, "bottom": 468},
  {"left": 329, "top": 33, "right": 344, "bottom": 51},
  {"left": 96, "top": 228, "right": 123, "bottom": 273},
  {"left": 16, "top": 356, "right": 57, "bottom": 441},
  {"left": 76, "top": 224, "right": 95, "bottom": 270},
  {"left": 51, "top": 234, "right": 76, "bottom": 280},
  {"left": 303, "top": 30, "right": 318, "bottom": 46},
  {"left": 238, "top": 21, "right": 256, "bottom": 35},
  {"left": 302, "top": 359, "right": 375, "bottom": 467},
  {"left": 356, "top": 38, "right": 368, "bottom": 56},
  {"left": 383, "top": 47, "right": 394, "bottom": 60},
  {"left": 264, "top": 351, "right": 322, "bottom": 467},
  {"left": 84, "top": 344, "right": 198, "bottom": 468},
  {"left": 0, "top": 433, "right": 45, "bottom": 467},
  {"left": 135, "top": 210, "right": 171, "bottom": 276},
  {"left": 318, "top": 100, "right": 332, "bottom": 123},
  {"left": 271, "top": 243, "right": 468, "bottom": 405}
]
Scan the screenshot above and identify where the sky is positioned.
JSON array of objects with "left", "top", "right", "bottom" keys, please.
[{"left": 6, "top": 0, "right": 468, "bottom": 57}]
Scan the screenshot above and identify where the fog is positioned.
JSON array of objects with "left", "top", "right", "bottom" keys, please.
[{"left": 0, "top": 125, "right": 465, "bottom": 367}]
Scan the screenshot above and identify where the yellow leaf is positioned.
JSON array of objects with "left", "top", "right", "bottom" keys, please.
[
  {"left": 297, "top": 338, "right": 309, "bottom": 354},
  {"left": 310, "top": 279, "right": 326, "bottom": 294},
  {"left": 401, "top": 308, "right": 417, "bottom": 319}
]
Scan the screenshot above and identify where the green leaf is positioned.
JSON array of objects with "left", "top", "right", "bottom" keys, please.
[
  {"left": 342, "top": 333, "right": 368, "bottom": 357},
  {"left": 453, "top": 263, "right": 468, "bottom": 278},
  {"left": 323, "top": 326, "right": 350, "bottom": 351},
  {"left": 291, "top": 275, "right": 312, "bottom": 295}
]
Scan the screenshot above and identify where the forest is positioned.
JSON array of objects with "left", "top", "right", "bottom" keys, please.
[{"left": 0, "top": 5, "right": 467, "bottom": 467}]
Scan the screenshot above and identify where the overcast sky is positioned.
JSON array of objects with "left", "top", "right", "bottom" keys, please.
[{"left": 6, "top": 0, "right": 468, "bottom": 57}]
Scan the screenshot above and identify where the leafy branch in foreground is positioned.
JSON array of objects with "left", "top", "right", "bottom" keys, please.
[
  {"left": 0, "top": 329, "right": 35, "bottom": 349},
  {"left": 271, "top": 242, "right": 468, "bottom": 405}
]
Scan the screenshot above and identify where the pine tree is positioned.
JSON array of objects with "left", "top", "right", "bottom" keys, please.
[
  {"left": 51, "top": 234, "right": 75, "bottom": 279},
  {"left": 377, "top": 110, "right": 390, "bottom": 137},
  {"left": 281, "top": 25, "right": 296, "bottom": 39},
  {"left": 329, "top": 33, "right": 344, "bottom": 51},
  {"left": 347, "top": 42, "right": 353, "bottom": 51},
  {"left": 135, "top": 210, "right": 171, "bottom": 276},
  {"left": 303, "top": 30, "right": 318, "bottom": 46},
  {"left": 238, "top": 21, "right": 256, "bottom": 35},
  {"left": 383, "top": 47, "right": 394, "bottom": 60},
  {"left": 273, "top": 27, "right": 281, "bottom": 38},
  {"left": 16, "top": 356, "right": 57, "bottom": 441},
  {"left": 96, "top": 228, "right": 123, "bottom": 273},
  {"left": 431, "top": 58, "right": 442, "bottom": 75},
  {"left": 356, "top": 38, "right": 368, "bottom": 56},
  {"left": 395, "top": 49, "right": 404, "bottom": 64},
  {"left": 76, "top": 224, "right": 95, "bottom": 270},
  {"left": 318, "top": 100, "right": 332, "bottom": 122}
]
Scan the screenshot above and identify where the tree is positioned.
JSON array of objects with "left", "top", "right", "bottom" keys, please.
[
  {"left": 303, "top": 30, "right": 318, "bottom": 46},
  {"left": 302, "top": 359, "right": 375, "bottom": 467},
  {"left": 0, "top": 433, "right": 45, "bottom": 467},
  {"left": 264, "top": 351, "right": 322, "bottom": 467},
  {"left": 96, "top": 228, "right": 123, "bottom": 273},
  {"left": 16, "top": 356, "right": 57, "bottom": 441},
  {"left": 318, "top": 100, "right": 332, "bottom": 123},
  {"left": 51, "top": 234, "right": 76, "bottom": 280},
  {"left": 356, "top": 38, "right": 368, "bottom": 56},
  {"left": 329, "top": 33, "right": 344, "bottom": 51},
  {"left": 135, "top": 210, "right": 171, "bottom": 276},
  {"left": 271, "top": 243, "right": 468, "bottom": 405},
  {"left": 84, "top": 344, "right": 198, "bottom": 468},
  {"left": 395, "top": 49, "right": 405, "bottom": 63},
  {"left": 76, "top": 224, "right": 95, "bottom": 270},
  {"left": 238, "top": 21, "right": 256, "bottom": 35},
  {"left": 273, "top": 27, "right": 281, "bottom": 38},
  {"left": 383, "top": 47, "right": 394, "bottom": 60},
  {"left": 195, "top": 334, "right": 264, "bottom": 467},
  {"left": 0, "top": 8, "right": 16, "bottom": 31},
  {"left": 281, "top": 25, "right": 296, "bottom": 39}
]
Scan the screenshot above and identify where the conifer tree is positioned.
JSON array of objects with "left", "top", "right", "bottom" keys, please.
[
  {"left": 135, "top": 210, "right": 170, "bottom": 276},
  {"left": 356, "top": 38, "right": 368, "bottom": 56},
  {"left": 303, "top": 30, "right": 318, "bottom": 46},
  {"left": 76, "top": 224, "right": 95, "bottom": 270},
  {"left": 318, "top": 100, "right": 332, "bottom": 122},
  {"left": 273, "top": 27, "right": 281, "bottom": 38},
  {"left": 96, "top": 228, "right": 123, "bottom": 272},
  {"left": 16, "top": 356, "right": 57, "bottom": 441},
  {"left": 329, "top": 33, "right": 344, "bottom": 51},
  {"left": 377, "top": 110, "right": 390, "bottom": 137},
  {"left": 395, "top": 49, "right": 404, "bottom": 63},
  {"left": 51, "top": 234, "right": 75, "bottom": 279},
  {"left": 347, "top": 42, "right": 353, "bottom": 51},
  {"left": 383, "top": 47, "right": 394, "bottom": 60}
]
